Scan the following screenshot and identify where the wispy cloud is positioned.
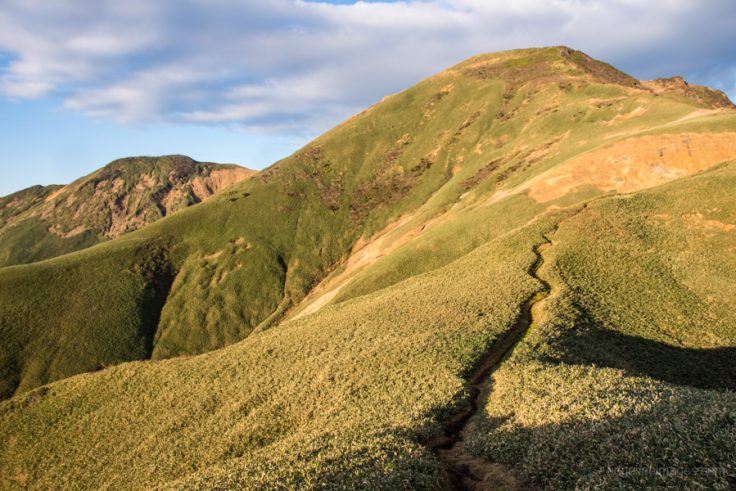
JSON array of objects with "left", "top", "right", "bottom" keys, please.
[{"left": 0, "top": 0, "right": 734, "bottom": 133}]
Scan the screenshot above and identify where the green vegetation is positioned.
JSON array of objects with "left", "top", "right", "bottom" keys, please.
[
  {"left": 0, "top": 208, "right": 562, "bottom": 489},
  {"left": 1, "top": 47, "right": 735, "bottom": 489},
  {"left": 466, "top": 163, "right": 736, "bottom": 489},
  {"left": 0, "top": 238, "right": 173, "bottom": 398},
  {"left": 3, "top": 163, "right": 734, "bottom": 489},
  {"left": 0, "top": 185, "right": 61, "bottom": 227}
]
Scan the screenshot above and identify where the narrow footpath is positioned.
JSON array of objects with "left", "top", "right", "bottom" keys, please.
[{"left": 429, "top": 236, "right": 554, "bottom": 491}]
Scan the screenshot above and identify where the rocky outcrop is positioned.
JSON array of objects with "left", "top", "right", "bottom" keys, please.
[
  {"left": 642, "top": 76, "right": 735, "bottom": 109},
  {"left": 0, "top": 155, "right": 254, "bottom": 265}
]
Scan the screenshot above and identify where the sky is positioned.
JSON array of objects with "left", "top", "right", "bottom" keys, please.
[{"left": 1, "top": 0, "right": 735, "bottom": 196}]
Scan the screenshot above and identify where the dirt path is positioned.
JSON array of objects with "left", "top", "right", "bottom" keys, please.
[{"left": 429, "top": 237, "right": 554, "bottom": 491}]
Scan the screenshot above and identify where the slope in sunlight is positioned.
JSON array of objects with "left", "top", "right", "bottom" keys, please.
[
  {"left": 1, "top": 46, "right": 735, "bottom": 489},
  {"left": 2, "top": 46, "right": 736, "bottom": 399},
  {"left": 1, "top": 161, "right": 734, "bottom": 490}
]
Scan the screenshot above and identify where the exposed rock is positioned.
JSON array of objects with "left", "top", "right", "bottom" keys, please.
[
  {"left": 642, "top": 76, "right": 735, "bottom": 109},
  {"left": 0, "top": 155, "right": 255, "bottom": 264}
]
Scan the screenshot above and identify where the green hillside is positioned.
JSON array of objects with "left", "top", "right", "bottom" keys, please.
[
  {"left": 1, "top": 47, "right": 735, "bottom": 489},
  {"left": 0, "top": 155, "right": 253, "bottom": 267},
  {"left": 467, "top": 162, "right": 736, "bottom": 489},
  {"left": 1, "top": 161, "right": 734, "bottom": 490}
]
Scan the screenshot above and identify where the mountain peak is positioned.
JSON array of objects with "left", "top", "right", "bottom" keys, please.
[
  {"left": 453, "top": 46, "right": 639, "bottom": 87},
  {"left": 0, "top": 155, "right": 254, "bottom": 266},
  {"left": 451, "top": 46, "right": 733, "bottom": 110}
]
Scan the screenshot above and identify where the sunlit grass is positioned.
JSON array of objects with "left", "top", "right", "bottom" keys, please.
[
  {"left": 1, "top": 47, "right": 735, "bottom": 489},
  {"left": 467, "top": 162, "right": 736, "bottom": 489}
]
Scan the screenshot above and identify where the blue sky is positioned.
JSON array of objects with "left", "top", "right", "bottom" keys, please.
[{"left": 1, "top": 0, "right": 735, "bottom": 195}]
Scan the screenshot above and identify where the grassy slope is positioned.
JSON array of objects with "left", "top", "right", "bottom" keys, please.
[
  {"left": 0, "top": 46, "right": 630, "bottom": 396},
  {"left": 0, "top": 155, "right": 251, "bottom": 267},
  {"left": 0, "top": 47, "right": 735, "bottom": 488},
  {"left": 0, "top": 237, "right": 173, "bottom": 397},
  {"left": 291, "top": 52, "right": 736, "bottom": 313},
  {"left": 296, "top": 104, "right": 736, "bottom": 313},
  {"left": 0, "top": 202, "right": 561, "bottom": 489},
  {"left": 0, "top": 186, "right": 62, "bottom": 227},
  {"left": 467, "top": 162, "right": 736, "bottom": 488},
  {"left": 1, "top": 163, "right": 734, "bottom": 489},
  {"left": 3, "top": 47, "right": 736, "bottom": 398}
]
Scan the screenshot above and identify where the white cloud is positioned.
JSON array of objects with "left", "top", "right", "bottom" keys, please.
[
  {"left": 1, "top": 79, "right": 53, "bottom": 98},
  {"left": 0, "top": 0, "right": 733, "bottom": 132}
]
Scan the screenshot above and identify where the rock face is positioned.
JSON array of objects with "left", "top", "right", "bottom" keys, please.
[
  {"left": 0, "top": 155, "right": 254, "bottom": 266},
  {"left": 642, "top": 76, "right": 735, "bottom": 109}
]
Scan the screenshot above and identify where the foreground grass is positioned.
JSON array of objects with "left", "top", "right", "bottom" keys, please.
[
  {"left": 467, "top": 162, "right": 736, "bottom": 489},
  {"left": 1, "top": 164, "right": 734, "bottom": 489},
  {"left": 0, "top": 211, "right": 564, "bottom": 489},
  {"left": 470, "top": 362, "right": 735, "bottom": 489}
]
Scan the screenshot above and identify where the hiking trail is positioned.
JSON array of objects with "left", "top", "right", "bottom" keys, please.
[{"left": 429, "top": 233, "right": 556, "bottom": 490}]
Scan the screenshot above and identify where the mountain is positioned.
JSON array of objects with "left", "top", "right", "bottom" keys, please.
[
  {"left": 0, "top": 155, "right": 254, "bottom": 267},
  {"left": 1, "top": 47, "right": 735, "bottom": 489}
]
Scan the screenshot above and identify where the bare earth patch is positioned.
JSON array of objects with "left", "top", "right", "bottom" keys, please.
[
  {"left": 191, "top": 168, "right": 255, "bottom": 201},
  {"left": 203, "top": 250, "right": 224, "bottom": 262},
  {"left": 43, "top": 186, "right": 66, "bottom": 203},
  {"left": 48, "top": 224, "right": 89, "bottom": 238},
  {"left": 527, "top": 132, "right": 736, "bottom": 201},
  {"left": 681, "top": 212, "right": 736, "bottom": 232},
  {"left": 291, "top": 213, "right": 426, "bottom": 320}
]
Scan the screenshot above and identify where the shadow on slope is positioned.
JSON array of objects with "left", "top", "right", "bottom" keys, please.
[
  {"left": 548, "top": 327, "right": 736, "bottom": 391},
  {"left": 472, "top": 380, "right": 736, "bottom": 489}
]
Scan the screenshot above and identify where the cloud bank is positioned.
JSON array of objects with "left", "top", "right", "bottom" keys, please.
[{"left": 1, "top": 0, "right": 734, "bottom": 133}]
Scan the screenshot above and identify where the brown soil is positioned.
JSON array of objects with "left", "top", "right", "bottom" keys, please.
[
  {"left": 527, "top": 132, "right": 736, "bottom": 202},
  {"left": 681, "top": 212, "right": 736, "bottom": 232},
  {"left": 43, "top": 186, "right": 66, "bottom": 203},
  {"left": 48, "top": 224, "right": 88, "bottom": 239},
  {"left": 290, "top": 212, "right": 426, "bottom": 320},
  {"left": 190, "top": 167, "right": 254, "bottom": 201},
  {"left": 641, "top": 77, "right": 735, "bottom": 109}
]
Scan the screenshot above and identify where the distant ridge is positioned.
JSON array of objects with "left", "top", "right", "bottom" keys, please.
[{"left": 0, "top": 155, "right": 253, "bottom": 266}]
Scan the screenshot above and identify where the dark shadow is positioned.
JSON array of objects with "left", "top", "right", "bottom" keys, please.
[
  {"left": 136, "top": 246, "right": 178, "bottom": 359},
  {"left": 470, "top": 392, "right": 736, "bottom": 490},
  {"left": 0, "top": 349, "right": 21, "bottom": 400},
  {"left": 546, "top": 327, "right": 736, "bottom": 391}
]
